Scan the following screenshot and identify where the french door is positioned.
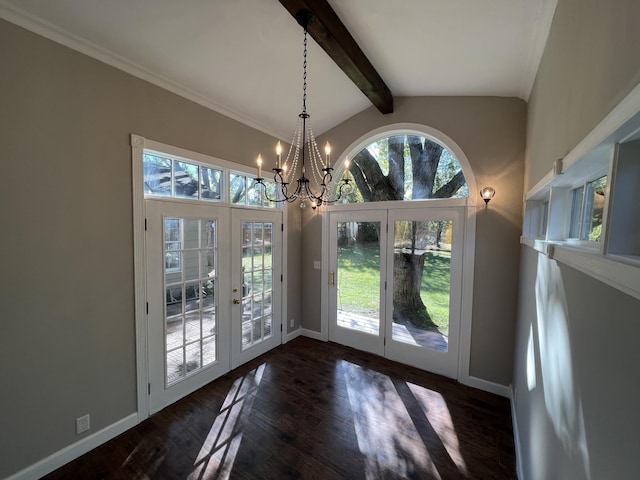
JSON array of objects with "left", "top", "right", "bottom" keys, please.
[
  {"left": 328, "top": 206, "right": 464, "bottom": 378},
  {"left": 328, "top": 210, "right": 388, "bottom": 355},
  {"left": 230, "top": 209, "right": 282, "bottom": 369},
  {"left": 146, "top": 199, "right": 281, "bottom": 414}
]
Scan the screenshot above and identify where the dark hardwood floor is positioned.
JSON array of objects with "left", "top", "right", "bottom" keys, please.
[{"left": 43, "top": 337, "right": 516, "bottom": 479}]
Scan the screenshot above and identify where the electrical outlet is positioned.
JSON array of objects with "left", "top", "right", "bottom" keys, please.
[
  {"left": 76, "top": 414, "right": 90, "bottom": 434},
  {"left": 289, "top": 318, "right": 295, "bottom": 328}
]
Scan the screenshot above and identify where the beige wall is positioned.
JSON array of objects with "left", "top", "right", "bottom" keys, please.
[
  {"left": 0, "top": 19, "right": 301, "bottom": 478},
  {"left": 514, "top": 0, "right": 640, "bottom": 478},
  {"left": 525, "top": 0, "right": 640, "bottom": 190},
  {"left": 302, "top": 96, "right": 527, "bottom": 385}
]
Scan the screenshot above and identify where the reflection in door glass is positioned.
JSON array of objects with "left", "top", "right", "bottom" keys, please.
[
  {"left": 392, "top": 220, "right": 451, "bottom": 352},
  {"left": 241, "top": 222, "right": 274, "bottom": 350},
  {"left": 337, "top": 221, "right": 381, "bottom": 335},
  {"left": 164, "top": 218, "right": 217, "bottom": 386}
]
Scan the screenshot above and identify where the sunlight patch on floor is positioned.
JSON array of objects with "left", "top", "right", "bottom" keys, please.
[
  {"left": 188, "top": 363, "right": 266, "bottom": 480},
  {"left": 406, "top": 382, "right": 468, "bottom": 476},
  {"left": 341, "top": 360, "right": 441, "bottom": 479}
]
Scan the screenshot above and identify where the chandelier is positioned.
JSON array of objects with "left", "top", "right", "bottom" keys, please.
[{"left": 255, "top": 10, "right": 351, "bottom": 209}]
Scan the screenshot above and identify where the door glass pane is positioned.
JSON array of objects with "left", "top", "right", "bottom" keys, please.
[
  {"left": 184, "top": 250, "right": 200, "bottom": 281},
  {"left": 241, "top": 221, "right": 274, "bottom": 350},
  {"left": 166, "top": 348, "right": 184, "bottom": 385},
  {"left": 164, "top": 217, "right": 218, "bottom": 386},
  {"left": 164, "top": 218, "right": 181, "bottom": 273},
  {"left": 184, "top": 282, "right": 201, "bottom": 342},
  {"left": 202, "top": 280, "right": 215, "bottom": 338},
  {"left": 185, "top": 341, "right": 202, "bottom": 372},
  {"left": 203, "top": 336, "right": 216, "bottom": 365},
  {"left": 336, "top": 221, "right": 381, "bottom": 335},
  {"left": 392, "top": 220, "right": 451, "bottom": 352}
]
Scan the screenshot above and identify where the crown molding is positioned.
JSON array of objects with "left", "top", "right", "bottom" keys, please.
[
  {"left": 0, "top": 1, "right": 285, "bottom": 139},
  {"left": 519, "top": 0, "right": 558, "bottom": 100}
]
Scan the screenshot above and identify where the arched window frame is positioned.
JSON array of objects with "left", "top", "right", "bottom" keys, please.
[{"left": 331, "top": 123, "right": 478, "bottom": 207}]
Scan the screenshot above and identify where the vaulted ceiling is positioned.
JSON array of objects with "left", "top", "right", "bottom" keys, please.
[{"left": 0, "top": 0, "right": 557, "bottom": 139}]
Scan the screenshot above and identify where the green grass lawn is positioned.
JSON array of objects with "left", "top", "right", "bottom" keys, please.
[
  {"left": 420, "top": 251, "right": 451, "bottom": 336},
  {"left": 337, "top": 243, "right": 450, "bottom": 336},
  {"left": 337, "top": 244, "right": 382, "bottom": 317}
]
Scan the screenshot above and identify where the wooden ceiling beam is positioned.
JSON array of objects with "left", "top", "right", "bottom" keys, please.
[{"left": 278, "top": 0, "right": 394, "bottom": 115}]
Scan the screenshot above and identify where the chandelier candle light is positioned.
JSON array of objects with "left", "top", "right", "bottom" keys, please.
[{"left": 254, "top": 10, "right": 352, "bottom": 210}]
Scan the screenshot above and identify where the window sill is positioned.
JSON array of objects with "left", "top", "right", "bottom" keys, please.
[{"left": 520, "top": 237, "right": 640, "bottom": 301}]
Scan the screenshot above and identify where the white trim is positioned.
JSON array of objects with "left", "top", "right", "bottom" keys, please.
[
  {"left": 300, "top": 328, "right": 327, "bottom": 341},
  {"left": 510, "top": 385, "right": 525, "bottom": 480},
  {"left": 131, "top": 134, "right": 149, "bottom": 421},
  {"left": 552, "top": 245, "right": 640, "bottom": 301},
  {"left": 457, "top": 204, "right": 477, "bottom": 383},
  {"left": 281, "top": 205, "right": 289, "bottom": 345},
  {"left": 284, "top": 327, "right": 302, "bottom": 343},
  {"left": 143, "top": 137, "right": 259, "bottom": 178},
  {"left": 335, "top": 123, "right": 478, "bottom": 207},
  {"left": 324, "top": 198, "right": 469, "bottom": 213},
  {"left": 519, "top": 0, "right": 558, "bottom": 101},
  {"left": 0, "top": 1, "right": 286, "bottom": 140},
  {"left": 319, "top": 210, "right": 330, "bottom": 341},
  {"left": 520, "top": 235, "right": 551, "bottom": 255},
  {"left": 520, "top": 240, "right": 640, "bottom": 301},
  {"left": 5, "top": 413, "right": 138, "bottom": 480},
  {"left": 461, "top": 375, "right": 512, "bottom": 398}
]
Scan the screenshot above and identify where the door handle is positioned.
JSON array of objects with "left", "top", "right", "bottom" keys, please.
[
  {"left": 233, "top": 298, "right": 241, "bottom": 304},
  {"left": 329, "top": 270, "right": 335, "bottom": 287}
]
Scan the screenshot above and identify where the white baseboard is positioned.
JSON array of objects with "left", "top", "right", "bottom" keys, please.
[
  {"left": 6, "top": 413, "right": 139, "bottom": 480},
  {"left": 284, "top": 327, "right": 302, "bottom": 343},
  {"left": 300, "top": 328, "right": 327, "bottom": 341},
  {"left": 461, "top": 375, "right": 512, "bottom": 398},
  {"left": 510, "top": 385, "right": 524, "bottom": 480}
]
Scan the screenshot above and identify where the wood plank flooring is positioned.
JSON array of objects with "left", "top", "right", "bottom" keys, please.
[{"left": 42, "top": 337, "right": 516, "bottom": 479}]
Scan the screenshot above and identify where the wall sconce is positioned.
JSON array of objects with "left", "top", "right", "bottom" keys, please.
[{"left": 480, "top": 186, "right": 496, "bottom": 206}]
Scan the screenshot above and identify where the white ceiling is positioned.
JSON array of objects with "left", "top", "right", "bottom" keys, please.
[{"left": 0, "top": 0, "right": 557, "bottom": 139}]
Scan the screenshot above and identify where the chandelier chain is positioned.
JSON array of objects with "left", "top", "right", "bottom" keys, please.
[{"left": 302, "top": 27, "right": 308, "bottom": 114}]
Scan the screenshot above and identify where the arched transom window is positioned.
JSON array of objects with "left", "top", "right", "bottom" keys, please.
[{"left": 341, "top": 134, "right": 468, "bottom": 203}]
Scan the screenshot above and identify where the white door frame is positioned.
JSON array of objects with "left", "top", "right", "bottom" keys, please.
[
  {"left": 131, "top": 134, "right": 285, "bottom": 421},
  {"left": 321, "top": 198, "right": 477, "bottom": 383}
]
